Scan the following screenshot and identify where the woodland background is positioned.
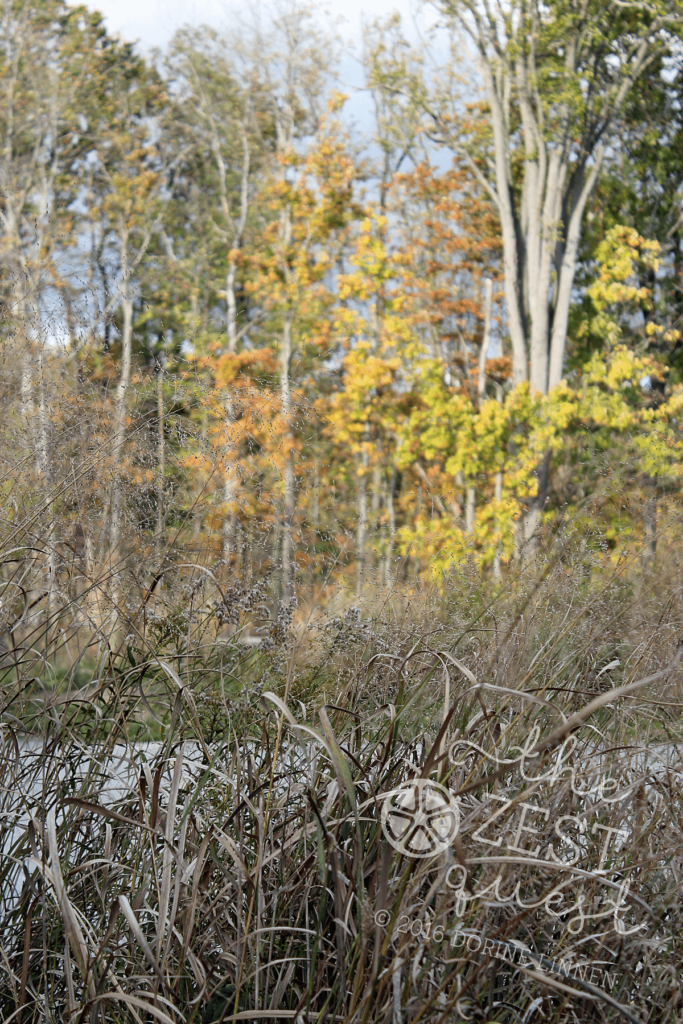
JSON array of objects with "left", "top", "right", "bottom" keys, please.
[
  {"left": 4, "top": 5, "right": 683, "bottom": 1023},
  {"left": 3, "top": 0, "right": 683, "bottom": 614}
]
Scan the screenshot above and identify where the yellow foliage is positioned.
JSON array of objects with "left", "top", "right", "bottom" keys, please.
[
  {"left": 384, "top": 341, "right": 683, "bottom": 578},
  {"left": 577, "top": 225, "right": 661, "bottom": 347}
]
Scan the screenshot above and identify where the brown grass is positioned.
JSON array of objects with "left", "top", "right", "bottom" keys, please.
[
  {"left": 1, "top": 518, "right": 683, "bottom": 1024},
  {"left": 2, "top": 342, "right": 683, "bottom": 1024}
]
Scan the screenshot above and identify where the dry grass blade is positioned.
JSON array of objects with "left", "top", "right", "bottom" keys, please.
[
  {"left": 157, "top": 744, "right": 184, "bottom": 954},
  {"left": 62, "top": 797, "right": 157, "bottom": 832},
  {"left": 518, "top": 968, "right": 643, "bottom": 1024},
  {"left": 119, "top": 895, "right": 167, "bottom": 985},
  {"left": 2, "top": 491, "right": 683, "bottom": 1024},
  {"left": 533, "top": 650, "right": 683, "bottom": 752},
  {"left": 93, "top": 991, "right": 183, "bottom": 1024},
  {"left": 45, "top": 810, "right": 95, "bottom": 998}
]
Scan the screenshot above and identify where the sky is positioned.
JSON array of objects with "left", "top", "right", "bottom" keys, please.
[
  {"left": 84, "top": 0, "right": 444, "bottom": 142},
  {"left": 86, "top": 0, "right": 424, "bottom": 58}
]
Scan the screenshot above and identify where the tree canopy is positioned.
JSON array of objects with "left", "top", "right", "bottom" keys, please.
[{"left": 3, "top": 0, "right": 683, "bottom": 601}]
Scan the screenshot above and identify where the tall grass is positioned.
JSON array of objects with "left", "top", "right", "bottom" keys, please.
[
  {"left": 2, "top": 510, "right": 683, "bottom": 1024},
  {"left": 2, "top": 340, "right": 683, "bottom": 1024}
]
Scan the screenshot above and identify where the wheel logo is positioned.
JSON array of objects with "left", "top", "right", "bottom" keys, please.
[{"left": 380, "top": 779, "right": 460, "bottom": 859}]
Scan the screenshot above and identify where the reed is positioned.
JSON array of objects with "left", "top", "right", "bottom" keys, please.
[{"left": 1, "top": 497, "right": 682, "bottom": 1024}]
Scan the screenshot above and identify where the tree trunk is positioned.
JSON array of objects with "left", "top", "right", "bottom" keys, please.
[
  {"left": 312, "top": 458, "right": 320, "bottom": 536},
  {"left": 37, "top": 348, "right": 50, "bottom": 481},
  {"left": 478, "top": 277, "right": 492, "bottom": 405},
  {"left": 366, "top": 455, "right": 382, "bottom": 585},
  {"left": 493, "top": 381, "right": 504, "bottom": 580},
  {"left": 156, "top": 359, "right": 165, "bottom": 556},
  {"left": 548, "top": 149, "right": 606, "bottom": 389},
  {"left": 642, "top": 478, "right": 657, "bottom": 570},
  {"left": 465, "top": 487, "right": 476, "bottom": 535},
  {"left": 223, "top": 395, "right": 237, "bottom": 566},
  {"left": 37, "top": 347, "right": 56, "bottom": 604},
  {"left": 386, "top": 464, "right": 397, "bottom": 589},
  {"left": 20, "top": 351, "right": 33, "bottom": 420},
  {"left": 311, "top": 457, "right": 320, "bottom": 592},
  {"left": 193, "top": 414, "right": 207, "bottom": 541},
  {"left": 479, "top": 61, "right": 528, "bottom": 385},
  {"left": 208, "top": 95, "right": 251, "bottom": 354},
  {"left": 280, "top": 314, "right": 295, "bottom": 603},
  {"left": 356, "top": 441, "right": 369, "bottom": 598},
  {"left": 109, "top": 245, "right": 133, "bottom": 562},
  {"left": 226, "top": 260, "right": 239, "bottom": 353},
  {"left": 520, "top": 450, "right": 551, "bottom": 563},
  {"left": 450, "top": 11, "right": 658, "bottom": 395},
  {"left": 493, "top": 469, "right": 503, "bottom": 581},
  {"left": 371, "top": 460, "right": 382, "bottom": 558}
]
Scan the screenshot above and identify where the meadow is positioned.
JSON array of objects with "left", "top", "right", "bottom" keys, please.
[
  {"left": 3, "top": 0, "right": 683, "bottom": 1018},
  {"left": 1, "top": 389, "right": 682, "bottom": 1023}
]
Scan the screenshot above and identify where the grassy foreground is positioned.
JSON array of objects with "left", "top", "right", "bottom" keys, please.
[{"left": 1, "top": 529, "right": 683, "bottom": 1024}]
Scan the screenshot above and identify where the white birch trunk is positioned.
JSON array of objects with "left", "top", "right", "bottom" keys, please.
[
  {"left": 493, "top": 470, "right": 503, "bottom": 581},
  {"left": 37, "top": 346, "right": 57, "bottom": 602},
  {"left": 312, "top": 458, "right": 320, "bottom": 535},
  {"left": 385, "top": 464, "right": 397, "bottom": 589},
  {"left": 479, "top": 60, "right": 528, "bottom": 384},
  {"left": 221, "top": 119, "right": 250, "bottom": 354},
  {"left": 548, "top": 147, "right": 606, "bottom": 389},
  {"left": 223, "top": 395, "right": 236, "bottom": 565},
  {"left": 109, "top": 242, "right": 133, "bottom": 560},
  {"left": 466, "top": 487, "right": 476, "bottom": 535},
  {"left": 226, "top": 261, "right": 238, "bottom": 353},
  {"left": 478, "top": 277, "right": 492, "bottom": 405},
  {"left": 280, "top": 314, "right": 295, "bottom": 603},
  {"left": 449, "top": 8, "right": 664, "bottom": 395},
  {"left": 20, "top": 353, "right": 33, "bottom": 420},
  {"left": 356, "top": 440, "right": 369, "bottom": 598},
  {"left": 156, "top": 361, "right": 165, "bottom": 555},
  {"left": 37, "top": 349, "right": 50, "bottom": 482}
]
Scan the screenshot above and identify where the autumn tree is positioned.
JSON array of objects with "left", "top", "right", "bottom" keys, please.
[
  {"left": 575, "top": 55, "right": 683, "bottom": 376},
  {"left": 0, "top": 3, "right": 115, "bottom": 497},
  {"left": 62, "top": 37, "right": 174, "bottom": 581},
  {"left": 159, "top": 28, "right": 276, "bottom": 562},
  {"left": 242, "top": 3, "right": 349, "bottom": 602},
  {"left": 426, "top": 0, "right": 683, "bottom": 393}
]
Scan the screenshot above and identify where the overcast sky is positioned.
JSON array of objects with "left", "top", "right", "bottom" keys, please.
[
  {"left": 84, "top": 0, "right": 446, "bottom": 142},
  {"left": 86, "top": 0, "right": 424, "bottom": 58}
]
